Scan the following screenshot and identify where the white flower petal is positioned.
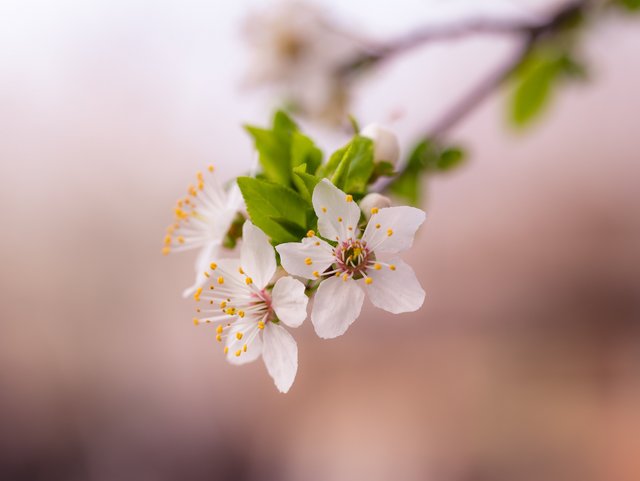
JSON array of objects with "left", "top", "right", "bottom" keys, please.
[
  {"left": 362, "top": 206, "right": 426, "bottom": 254},
  {"left": 271, "top": 276, "right": 308, "bottom": 328},
  {"left": 311, "top": 276, "right": 364, "bottom": 339},
  {"left": 225, "top": 322, "right": 263, "bottom": 366},
  {"left": 262, "top": 323, "right": 298, "bottom": 393},
  {"left": 276, "top": 236, "right": 334, "bottom": 280},
  {"left": 241, "top": 221, "right": 276, "bottom": 289},
  {"left": 312, "top": 179, "right": 361, "bottom": 241},
  {"left": 365, "top": 258, "right": 425, "bottom": 314},
  {"left": 182, "top": 242, "right": 220, "bottom": 298}
]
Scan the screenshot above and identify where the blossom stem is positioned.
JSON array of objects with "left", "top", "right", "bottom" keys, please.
[{"left": 351, "top": 0, "right": 591, "bottom": 193}]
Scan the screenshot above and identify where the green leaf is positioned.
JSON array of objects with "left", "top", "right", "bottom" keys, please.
[
  {"left": 615, "top": 0, "right": 640, "bottom": 12},
  {"left": 317, "top": 144, "right": 348, "bottom": 179},
  {"left": 244, "top": 126, "right": 291, "bottom": 185},
  {"left": 237, "top": 177, "right": 309, "bottom": 243},
  {"left": 244, "top": 110, "right": 300, "bottom": 186},
  {"left": 292, "top": 164, "right": 321, "bottom": 201},
  {"left": 388, "top": 140, "right": 466, "bottom": 205},
  {"left": 291, "top": 131, "right": 322, "bottom": 175},
  {"left": 508, "top": 49, "right": 572, "bottom": 127},
  {"left": 273, "top": 110, "right": 298, "bottom": 134},
  {"left": 342, "top": 136, "right": 375, "bottom": 194},
  {"left": 369, "top": 160, "right": 396, "bottom": 183},
  {"left": 437, "top": 147, "right": 466, "bottom": 171},
  {"left": 328, "top": 136, "right": 374, "bottom": 193},
  {"left": 270, "top": 217, "right": 308, "bottom": 241}
]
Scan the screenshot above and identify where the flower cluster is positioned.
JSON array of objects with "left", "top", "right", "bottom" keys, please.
[{"left": 164, "top": 112, "right": 425, "bottom": 392}]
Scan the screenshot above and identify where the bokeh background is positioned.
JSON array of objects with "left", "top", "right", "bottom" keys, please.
[{"left": 1, "top": 1, "right": 639, "bottom": 480}]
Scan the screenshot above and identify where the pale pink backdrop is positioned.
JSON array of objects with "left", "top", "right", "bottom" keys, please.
[{"left": 0, "top": 1, "right": 639, "bottom": 480}]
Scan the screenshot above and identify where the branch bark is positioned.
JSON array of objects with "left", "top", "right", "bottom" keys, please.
[{"left": 363, "top": 0, "right": 590, "bottom": 193}]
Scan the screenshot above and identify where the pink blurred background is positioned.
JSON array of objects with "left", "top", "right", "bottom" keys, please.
[{"left": 1, "top": 1, "right": 639, "bottom": 480}]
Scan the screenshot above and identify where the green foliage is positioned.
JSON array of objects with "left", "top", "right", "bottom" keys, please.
[
  {"left": 291, "top": 164, "right": 321, "bottom": 201},
  {"left": 244, "top": 110, "right": 323, "bottom": 192},
  {"left": 237, "top": 176, "right": 312, "bottom": 244},
  {"left": 319, "top": 136, "right": 374, "bottom": 195},
  {"left": 389, "top": 140, "right": 466, "bottom": 205},
  {"left": 508, "top": 46, "right": 587, "bottom": 128},
  {"left": 614, "top": 0, "right": 640, "bottom": 11}
]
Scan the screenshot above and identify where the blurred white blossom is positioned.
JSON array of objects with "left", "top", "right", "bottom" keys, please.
[{"left": 243, "top": 1, "right": 366, "bottom": 124}]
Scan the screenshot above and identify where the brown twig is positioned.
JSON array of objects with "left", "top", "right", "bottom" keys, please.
[{"left": 362, "top": 0, "right": 590, "bottom": 193}]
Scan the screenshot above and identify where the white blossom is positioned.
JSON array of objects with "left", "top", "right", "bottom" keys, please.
[
  {"left": 276, "top": 179, "right": 425, "bottom": 339},
  {"left": 193, "top": 221, "right": 308, "bottom": 393},
  {"left": 360, "top": 123, "right": 400, "bottom": 166},
  {"left": 163, "top": 165, "right": 243, "bottom": 298},
  {"left": 243, "top": 1, "right": 364, "bottom": 123}
]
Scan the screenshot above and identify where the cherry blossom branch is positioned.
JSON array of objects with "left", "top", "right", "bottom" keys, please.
[{"left": 360, "top": 0, "right": 591, "bottom": 193}]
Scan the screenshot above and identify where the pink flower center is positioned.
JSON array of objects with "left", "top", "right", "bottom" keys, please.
[{"left": 334, "top": 239, "right": 372, "bottom": 278}]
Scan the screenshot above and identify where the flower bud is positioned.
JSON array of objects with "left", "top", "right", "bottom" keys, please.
[
  {"left": 360, "top": 123, "right": 400, "bottom": 166},
  {"left": 360, "top": 193, "right": 391, "bottom": 219}
]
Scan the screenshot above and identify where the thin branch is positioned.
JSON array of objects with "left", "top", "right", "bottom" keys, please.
[{"left": 368, "top": 0, "right": 590, "bottom": 193}]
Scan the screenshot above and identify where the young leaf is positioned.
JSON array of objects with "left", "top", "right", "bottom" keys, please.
[
  {"left": 292, "top": 164, "right": 321, "bottom": 201},
  {"left": 342, "top": 136, "right": 374, "bottom": 194},
  {"left": 327, "top": 136, "right": 374, "bottom": 193},
  {"left": 244, "top": 126, "right": 291, "bottom": 185},
  {"left": 317, "top": 144, "right": 348, "bottom": 179},
  {"left": 237, "top": 177, "right": 309, "bottom": 243},
  {"left": 291, "top": 131, "right": 322, "bottom": 175},
  {"left": 388, "top": 140, "right": 465, "bottom": 205},
  {"left": 437, "top": 147, "right": 466, "bottom": 171},
  {"left": 244, "top": 110, "right": 299, "bottom": 186}
]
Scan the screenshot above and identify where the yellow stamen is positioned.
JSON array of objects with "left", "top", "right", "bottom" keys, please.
[
  {"left": 345, "top": 195, "right": 353, "bottom": 202},
  {"left": 245, "top": 277, "right": 253, "bottom": 285},
  {"left": 374, "top": 263, "right": 382, "bottom": 270},
  {"left": 342, "top": 273, "right": 349, "bottom": 282},
  {"left": 223, "top": 346, "right": 229, "bottom": 354},
  {"left": 389, "top": 264, "right": 396, "bottom": 271},
  {"left": 238, "top": 310, "right": 245, "bottom": 318},
  {"left": 208, "top": 164, "right": 215, "bottom": 173},
  {"left": 321, "top": 207, "right": 327, "bottom": 213},
  {"left": 238, "top": 267, "right": 244, "bottom": 274},
  {"left": 220, "top": 301, "right": 227, "bottom": 308},
  {"left": 193, "top": 318, "right": 199, "bottom": 326},
  {"left": 217, "top": 276, "right": 224, "bottom": 284},
  {"left": 371, "top": 207, "right": 379, "bottom": 214},
  {"left": 337, "top": 217, "right": 343, "bottom": 222},
  {"left": 258, "top": 321, "right": 265, "bottom": 330},
  {"left": 162, "top": 247, "right": 171, "bottom": 255},
  {"left": 304, "top": 257, "right": 313, "bottom": 266},
  {"left": 375, "top": 223, "right": 381, "bottom": 229},
  {"left": 365, "top": 278, "right": 373, "bottom": 285},
  {"left": 210, "top": 262, "right": 217, "bottom": 270},
  {"left": 194, "top": 287, "right": 203, "bottom": 301},
  {"left": 387, "top": 228, "right": 394, "bottom": 236},
  {"left": 307, "top": 230, "right": 315, "bottom": 237},
  {"left": 235, "top": 350, "right": 241, "bottom": 357},
  {"left": 243, "top": 344, "right": 248, "bottom": 352},
  {"left": 216, "top": 325, "right": 223, "bottom": 334},
  {"left": 163, "top": 235, "right": 171, "bottom": 245},
  {"left": 177, "top": 236, "right": 185, "bottom": 244},
  {"left": 216, "top": 334, "right": 222, "bottom": 342},
  {"left": 236, "top": 332, "right": 243, "bottom": 340},
  {"left": 313, "top": 271, "right": 320, "bottom": 278}
]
